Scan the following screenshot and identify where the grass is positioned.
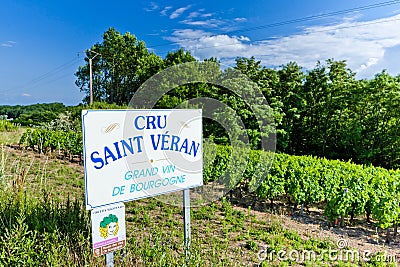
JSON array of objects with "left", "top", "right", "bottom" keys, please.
[
  {"left": 0, "top": 130, "right": 398, "bottom": 266},
  {"left": 0, "top": 126, "right": 24, "bottom": 145}
]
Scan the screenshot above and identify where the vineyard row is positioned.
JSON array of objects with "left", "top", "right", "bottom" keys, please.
[{"left": 19, "top": 129, "right": 400, "bottom": 233}]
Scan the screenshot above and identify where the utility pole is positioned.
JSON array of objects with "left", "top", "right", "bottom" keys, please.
[{"left": 88, "top": 50, "right": 101, "bottom": 105}]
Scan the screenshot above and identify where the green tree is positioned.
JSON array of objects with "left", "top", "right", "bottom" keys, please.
[
  {"left": 274, "top": 62, "right": 304, "bottom": 154},
  {"left": 357, "top": 71, "right": 400, "bottom": 168},
  {"left": 298, "top": 60, "right": 359, "bottom": 159},
  {"left": 75, "top": 28, "right": 163, "bottom": 105},
  {"left": 234, "top": 57, "right": 283, "bottom": 149},
  {"left": 163, "top": 48, "right": 196, "bottom": 68}
]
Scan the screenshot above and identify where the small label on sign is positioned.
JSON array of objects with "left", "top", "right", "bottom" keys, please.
[{"left": 91, "top": 202, "right": 126, "bottom": 257}]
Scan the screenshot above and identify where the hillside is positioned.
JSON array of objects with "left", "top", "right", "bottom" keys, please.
[{"left": 1, "top": 130, "right": 399, "bottom": 266}]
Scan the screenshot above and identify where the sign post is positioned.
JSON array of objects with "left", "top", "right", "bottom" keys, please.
[
  {"left": 183, "top": 189, "right": 191, "bottom": 258},
  {"left": 82, "top": 109, "right": 203, "bottom": 265},
  {"left": 105, "top": 253, "right": 114, "bottom": 267}
]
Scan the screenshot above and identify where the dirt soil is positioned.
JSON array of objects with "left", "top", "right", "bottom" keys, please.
[{"left": 232, "top": 196, "right": 400, "bottom": 261}]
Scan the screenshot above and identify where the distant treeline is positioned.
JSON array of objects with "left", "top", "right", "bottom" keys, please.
[
  {"left": 0, "top": 102, "right": 125, "bottom": 129},
  {"left": 0, "top": 103, "right": 66, "bottom": 126},
  {"left": 74, "top": 28, "right": 400, "bottom": 169}
]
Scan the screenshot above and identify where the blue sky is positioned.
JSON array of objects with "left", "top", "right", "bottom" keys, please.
[{"left": 1, "top": 0, "right": 400, "bottom": 106}]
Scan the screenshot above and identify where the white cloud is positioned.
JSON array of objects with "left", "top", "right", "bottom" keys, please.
[
  {"left": 201, "top": 13, "right": 212, "bottom": 18},
  {"left": 1, "top": 41, "right": 16, "bottom": 47},
  {"left": 168, "top": 29, "right": 205, "bottom": 40},
  {"left": 165, "top": 30, "right": 249, "bottom": 59},
  {"left": 180, "top": 8, "right": 218, "bottom": 27},
  {"left": 166, "top": 14, "right": 400, "bottom": 76},
  {"left": 160, "top": 6, "right": 172, "bottom": 16},
  {"left": 187, "top": 11, "right": 212, "bottom": 19},
  {"left": 144, "top": 2, "right": 159, "bottom": 12},
  {"left": 188, "top": 11, "right": 201, "bottom": 19},
  {"left": 21, "top": 93, "right": 31, "bottom": 97},
  {"left": 180, "top": 18, "right": 223, "bottom": 28},
  {"left": 238, "top": 36, "right": 250, "bottom": 41},
  {"left": 234, "top": 17, "right": 247, "bottom": 22},
  {"left": 170, "top": 5, "right": 191, "bottom": 19},
  {"left": 360, "top": 57, "right": 379, "bottom": 70}
]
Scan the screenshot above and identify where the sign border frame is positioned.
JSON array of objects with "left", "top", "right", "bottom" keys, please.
[{"left": 82, "top": 109, "right": 203, "bottom": 210}]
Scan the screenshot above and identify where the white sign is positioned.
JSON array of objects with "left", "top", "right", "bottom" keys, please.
[
  {"left": 91, "top": 202, "right": 126, "bottom": 257},
  {"left": 82, "top": 109, "right": 203, "bottom": 209}
]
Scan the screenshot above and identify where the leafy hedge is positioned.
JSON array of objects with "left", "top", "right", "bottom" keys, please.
[
  {"left": 19, "top": 129, "right": 400, "bottom": 230},
  {"left": 0, "top": 120, "right": 18, "bottom": 132},
  {"left": 205, "top": 146, "right": 400, "bottom": 230},
  {"left": 19, "top": 128, "right": 82, "bottom": 159}
]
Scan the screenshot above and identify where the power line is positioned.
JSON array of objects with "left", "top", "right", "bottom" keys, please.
[
  {"left": 149, "top": 0, "right": 400, "bottom": 50},
  {"left": 3, "top": 1, "right": 399, "bottom": 97},
  {"left": 228, "top": 0, "right": 400, "bottom": 34},
  {"left": 29, "top": 57, "right": 80, "bottom": 84},
  {"left": 0, "top": 54, "right": 82, "bottom": 94},
  {"left": 189, "top": 17, "right": 400, "bottom": 52}
]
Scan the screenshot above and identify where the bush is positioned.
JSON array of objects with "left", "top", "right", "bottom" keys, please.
[
  {"left": 0, "top": 190, "right": 91, "bottom": 266},
  {"left": 0, "top": 120, "right": 18, "bottom": 132},
  {"left": 206, "top": 145, "right": 400, "bottom": 229}
]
